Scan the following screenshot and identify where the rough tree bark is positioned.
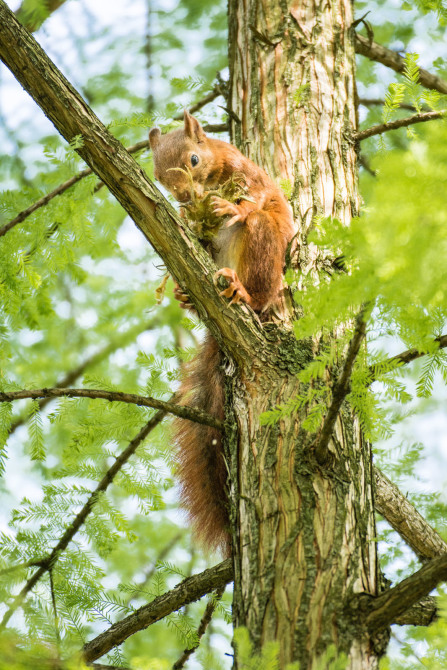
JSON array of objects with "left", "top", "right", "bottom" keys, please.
[
  {"left": 1, "top": 1, "right": 445, "bottom": 668},
  {"left": 227, "top": 0, "right": 382, "bottom": 668}
]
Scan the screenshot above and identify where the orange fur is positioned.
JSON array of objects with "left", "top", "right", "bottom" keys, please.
[{"left": 149, "top": 112, "right": 296, "bottom": 552}]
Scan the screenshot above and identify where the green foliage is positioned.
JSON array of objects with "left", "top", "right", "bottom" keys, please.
[
  {"left": 234, "top": 627, "right": 300, "bottom": 670},
  {"left": 1, "top": 0, "right": 447, "bottom": 667},
  {"left": 234, "top": 628, "right": 348, "bottom": 669},
  {"left": 0, "top": 0, "right": 230, "bottom": 666}
]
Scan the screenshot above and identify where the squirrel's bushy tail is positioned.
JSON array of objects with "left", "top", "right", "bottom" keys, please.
[{"left": 174, "top": 333, "right": 230, "bottom": 554}]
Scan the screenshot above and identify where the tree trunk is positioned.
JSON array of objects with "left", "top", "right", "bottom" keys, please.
[{"left": 227, "top": 0, "right": 384, "bottom": 667}]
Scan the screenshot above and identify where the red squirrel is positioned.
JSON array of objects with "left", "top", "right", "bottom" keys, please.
[{"left": 149, "top": 111, "right": 295, "bottom": 553}]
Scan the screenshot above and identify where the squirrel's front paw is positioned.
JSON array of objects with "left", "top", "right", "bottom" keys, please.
[
  {"left": 213, "top": 268, "right": 252, "bottom": 306},
  {"left": 211, "top": 197, "right": 242, "bottom": 227},
  {"left": 173, "top": 282, "right": 197, "bottom": 313}
]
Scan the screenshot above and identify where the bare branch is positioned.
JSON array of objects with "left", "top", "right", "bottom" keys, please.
[
  {"left": 315, "top": 309, "right": 367, "bottom": 464},
  {"left": 0, "top": 410, "right": 166, "bottom": 630},
  {"left": 392, "top": 596, "right": 438, "bottom": 626},
  {"left": 172, "top": 584, "right": 226, "bottom": 669},
  {"left": 363, "top": 554, "right": 447, "bottom": 632},
  {"left": 374, "top": 468, "right": 447, "bottom": 562},
  {"left": 354, "top": 109, "right": 446, "bottom": 142},
  {"left": 184, "top": 88, "right": 222, "bottom": 116},
  {"left": 355, "top": 34, "right": 447, "bottom": 96},
  {"left": 369, "top": 333, "right": 447, "bottom": 381},
  {"left": 0, "top": 387, "right": 223, "bottom": 430},
  {"left": 82, "top": 559, "right": 233, "bottom": 663}
]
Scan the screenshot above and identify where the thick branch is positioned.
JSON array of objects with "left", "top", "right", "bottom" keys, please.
[
  {"left": 0, "top": 2, "right": 264, "bottom": 365},
  {"left": 363, "top": 554, "right": 447, "bottom": 632},
  {"left": 374, "top": 468, "right": 447, "bottom": 561},
  {"left": 0, "top": 387, "right": 222, "bottom": 430},
  {"left": 354, "top": 109, "right": 446, "bottom": 142},
  {"left": 355, "top": 34, "right": 447, "bottom": 96},
  {"left": 82, "top": 559, "right": 233, "bottom": 663},
  {"left": 392, "top": 596, "right": 438, "bottom": 626},
  {"left": 0, "top": 410, "right": 166, "bottom": 630},
  {"left": 315, "top": 310, "right": 367, "bottom": 463}
]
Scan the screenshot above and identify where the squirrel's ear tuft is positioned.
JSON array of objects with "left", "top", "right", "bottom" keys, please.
[
  {"left": 184, "top": 110, "right": 206, "bottom": 143},
  {"left": 149, "top": 127, "right": 161, "bottom": 150}
]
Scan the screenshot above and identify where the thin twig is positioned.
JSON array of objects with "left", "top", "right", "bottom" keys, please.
[
  {"left": 0, "top": 94, "right": 225, "bottom": 240},
  {"left": 82, "top": 559, "right": 234, "bottom": 663},
  {"left": 314, "top": 309, "right": 367, "bottom": 464},
  {"left": 359, "top": 98, "right": 419, "bottom": 112},
  {"left": 0, "top": 166, "right": 94, "bottom": 238},
  {"left": 355, "top": 34, "right": 447, "bottom": 96},
  {"left": 125, "top": 531, "right": 184, "bottom": 606},
  {"left": 49, "top": 568, "right": 61, "bottom": 650},
  {"left": 368, "top": 333, "right": 447, "bottom": 382},
  {"left": 354, "top": 109, "right": 446, "bottom": 142},
  {"left": 0, "top": 557, "right": 46, "bottom": 576},
  {"left": 172, "top": 584, "right": 226, "bottom": 669},
  {"left": 8, "top": 317, "right": 160, "bottom": 436},
  {"left": 0, "top": 410, "right": 166, "bottom": 630},
  {"left": 0, "top": 387, "right": 223, "bottom": 430}
]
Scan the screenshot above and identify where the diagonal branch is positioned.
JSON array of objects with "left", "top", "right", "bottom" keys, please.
[
  {"left": 374, "top": 468, "right": 447, "bottom": 562},
  {"left": 369, "top": 333, "right": 447, "bottom": 381},
  {"left": 0, "top": 117, "right": 225, "bottom": 240},
  {"left": 355, "top": 34, "right": 447, "bottom": 96},
  {"left": 0, "top": 410, "right": 166, "bottom": 630},
  {"left": 0, "top": 387, "right": 222, "bottom": 430},
  {"left": 392, "top": 595, "right": 438, "bottom": 626},
  {"left": 315, "top": 309, "right": 367, "bottom": 464},
  {"left": 82, "top": 559, "right": 233, "bottom": 663},
  {"left": 354, "top": 109, "right": 446, "bottom": 142},
  {"left": 172, "top": 583, "right": 226, "bottom": 669},
  {"left": 0, "top": 2, "right": 264, "bottom": 365},
  {"left": 362, "top": 554, "right": 447, "bottom": 632}
]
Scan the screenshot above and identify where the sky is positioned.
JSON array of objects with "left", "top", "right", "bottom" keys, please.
[{"left": 1, "top": 0, "right": 447, "bottom": 666}]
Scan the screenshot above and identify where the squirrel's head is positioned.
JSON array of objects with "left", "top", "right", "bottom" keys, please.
[{"left": 149, "top": 111, "right": 217, "bottom": 203}]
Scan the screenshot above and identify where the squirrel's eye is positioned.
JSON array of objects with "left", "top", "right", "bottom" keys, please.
[{"left": 190, "top": 154, "right": 199, "bottom": 167}]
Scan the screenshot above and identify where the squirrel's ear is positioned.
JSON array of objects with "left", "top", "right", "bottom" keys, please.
[
  {"left": 149, "top": 127, "right": 161, "bottom": 150},
  {"left": 184, "top": 110, "right": 206, "bottom": 143}
]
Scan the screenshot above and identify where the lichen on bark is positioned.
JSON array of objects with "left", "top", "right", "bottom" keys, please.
[{"left": 226, "top": 0, "right": 382, "bottom": 667}]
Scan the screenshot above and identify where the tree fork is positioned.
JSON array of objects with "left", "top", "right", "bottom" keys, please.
[{"left": 0, "top": 0, "right": 278, "bottom": 369}]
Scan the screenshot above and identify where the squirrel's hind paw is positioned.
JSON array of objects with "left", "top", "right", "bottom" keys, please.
[{"left": 214, "top": 268, "right": 252, "bottom": 307}]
